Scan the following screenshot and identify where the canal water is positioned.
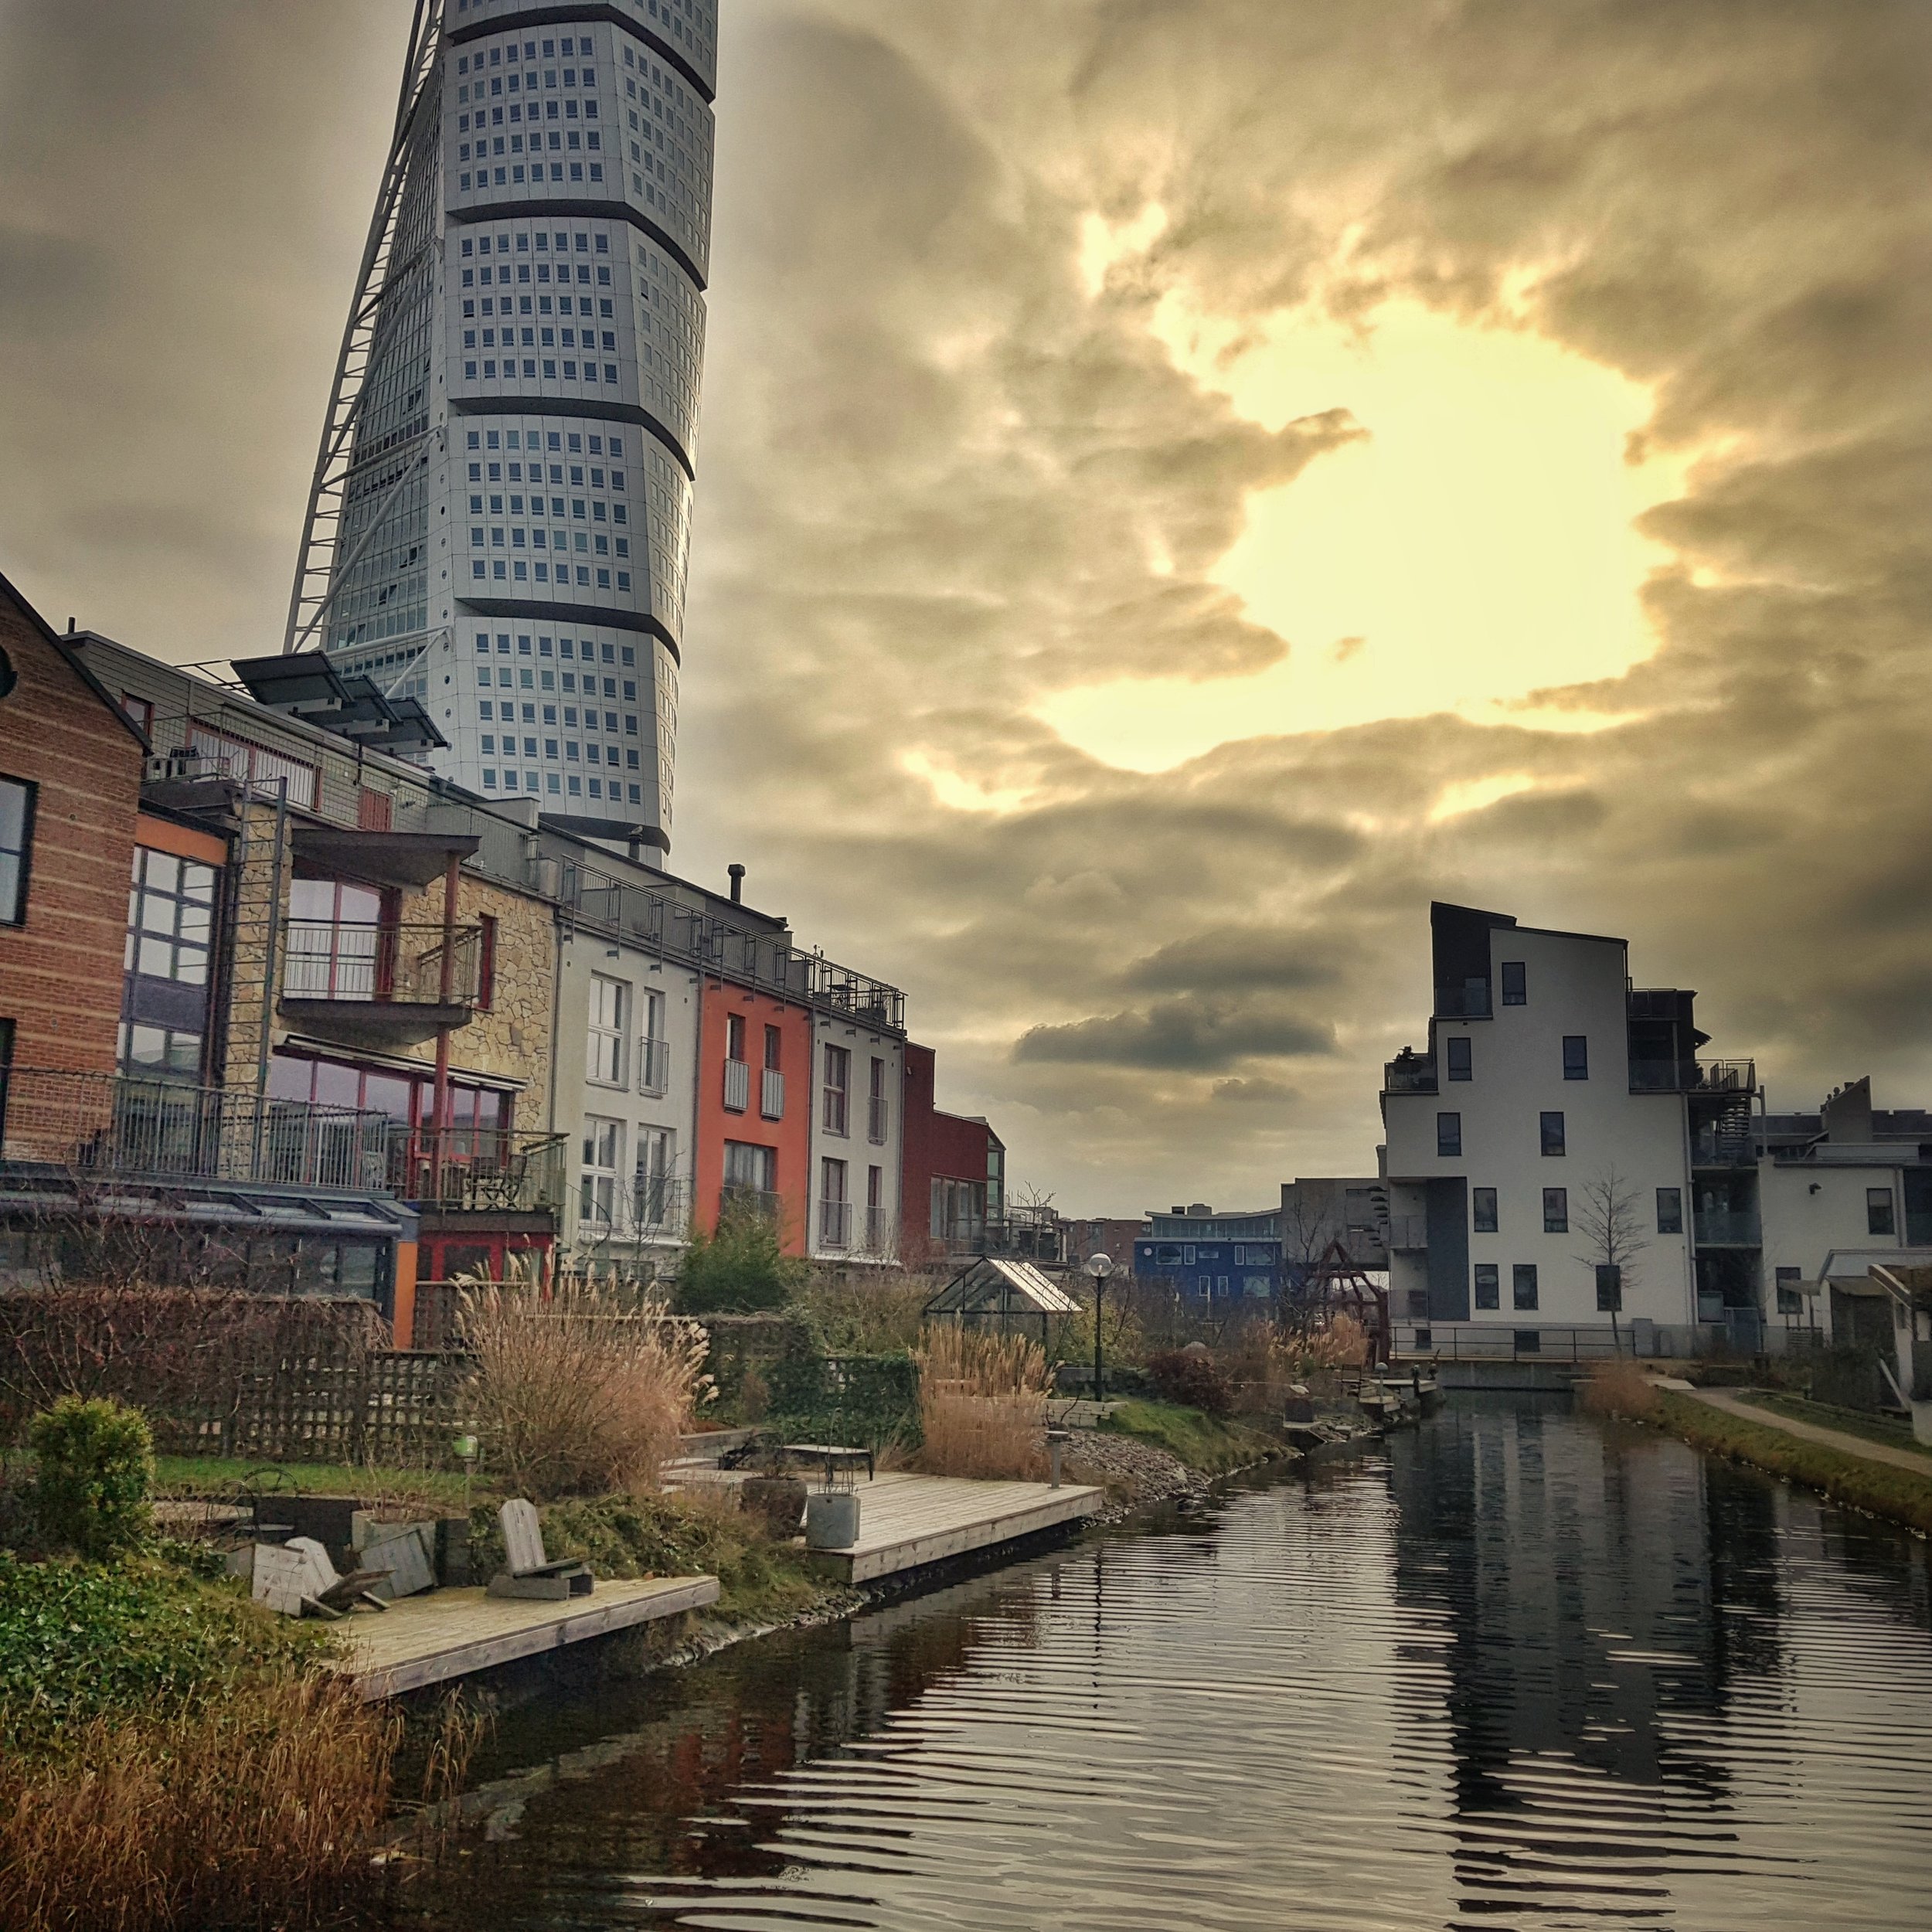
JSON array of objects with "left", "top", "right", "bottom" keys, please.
[{"left": 396, "top": 1400, "right": 1932, "bottom": 1930}]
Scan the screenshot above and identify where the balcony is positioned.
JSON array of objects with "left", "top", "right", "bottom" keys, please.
[
  {"left": 279, "top": 920, "right": 482, "bottom": 1043},
  {"left": 0, "top": 1066, "right": 389, "bottom": 1192},
  {"left": 1385, "top": 1214, "right": 1429, "bottom": 1250},
  {"left": 398, "top": 1129, "right": 569, "bottom": 1216},
  {"left": 1630, "top": 1056, "right": 1759, "bottom": 1095},
  {"left": 818, "top": 1197, "right": 852, "bottom": 1250},
  {"left": 861, "top": 1204, "right": 893, "bottom": 1256},
  {"left": 719, "top": 1183, "right": 782, "bottom": 1225},
  {"left": 1434, "top": 982, "right": 1492, "bottom": 1019},
  {"left": 631, "top": 1175, "right": 692, "bottom": 1237},
  {"left": 760, "top": 1067, "right": 785, "bottom": 1121},
  {"left": 638, "top": 1036, "right": 672, "bottom": 1098},
  {"left": 1694, "top": 1207, "right": 1762, "bottom": 1247},
  {"left": 723, "top": 1058, "right": 750, "bottom": 1113},
  {"left": 1692, "top": 1120, "right": 1757, "bottom": 1167},
  {"left": 1383, "top": 1053, "right": 1439, "bottom": 1095}
]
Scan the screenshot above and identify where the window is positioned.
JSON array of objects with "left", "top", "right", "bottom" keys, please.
[
  {"left": 1656, "top": 1187, "right": 1682, "bottom": 1234},
  {"left": 1514, "top": 1328, "right": 1543, "bottom": 1354},
  {"left": 126, "top": 848, "right": 216, "bottom": 988},
  {"left": 1447, "top": 1036, "right": 1472, "bottom": 1082},
  {"left": 1472, "top": 1187, "right": 1498, "bottom": 1233},
  {"left": 820, "top": 1156, "right": 849, "bottom": 1249},
  {"left": 1867, "top": 1187, "right": 1896, "bottom": 1236},
  {"left": 1540, "top": 1111, "right": 1566, "bottom": 1157},
  {"left": 639, "top": 988, "right": 668, "bottom": 1094},
  {"left": 1561, "top": 1036, "right": 1590, "bottom": 1081},
  {"left": 1475, "top": 1262, "right": 1500, "bottom": 1309},
  {"left": 119, "top": 693, "right": 154, "bottom": 733},
  {"left": 0, "top": 777, "right": 33, "bottom": 926},
  {"left": 1775, "top": 1266, "right": 1805, "bottom": 1317},
  {"left": 723, "top": 1138, "right": 777, "bottom": 1207},
  {"left": 1513, "top": 1264, "right": 1539, "bottom": 1311},
  {"left": 868, "top": 1055, "right": 888, "bottom": 1142},
  {"left": 822, "top": 1043, "right": 850, "bottom": 1135},
  {"left": 1437, "top": 1111, "right": 1461, "bottom": 1158},
  {"left": 725, "top": 1012, "right": 745, "bottom": 1061},
  {"left": 634, "top": 1126, "right": 677, "bottom": 1226},
  {"left": 1543, "top": 1187, "right": 1568, "bottom": 1234},
  {"left": 1501, "top": 961, "right": 1526, "bottom": 1005},
  {"left": 580, "top": 1115, "right": 622, "bottom": 1229},
  {"left": 587, "top": 972, "right": 627, "bottom": 1083},
  {"left": 284, "top": 879, "right": 383, "bottom": 999}
]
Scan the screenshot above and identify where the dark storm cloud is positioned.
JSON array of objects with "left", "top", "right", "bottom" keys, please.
[{"left": 4, "top": 0, "right": 1928, "bottom": 1209}]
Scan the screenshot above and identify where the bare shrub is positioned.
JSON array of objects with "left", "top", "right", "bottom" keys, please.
[
  {"left": 1216, "top": 1323, "right": 1311, "bottom": 1418},
  {"left": 460, "top": 1266, "right": 713, "bottom": 1499},
  {"left": 0, "top": 1674, "right": 399, "bottom": 1932},
  {"left": 1145, "top": 1349, "right": 1233, "bottom": 1415},
  {"left": 914, "top": 1325, "right": 1049, "bottom": 1481},
  {"left": 1578, "top": 1357, "right": 1662, "bottom": 1420}
]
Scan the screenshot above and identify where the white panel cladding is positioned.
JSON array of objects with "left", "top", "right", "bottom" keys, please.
[{"left": 1384, "top": 923, "right": 1699, "bottom": 1328}]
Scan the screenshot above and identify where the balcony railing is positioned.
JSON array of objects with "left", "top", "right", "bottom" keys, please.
[
  {"left": 720, "top": 1184, "right": 783, "bottom": 1225},
  {"left": 281, "top": 920, "right": 482, "bottom": 1008},
  {"left": 1383, "top": 1054, "right": 1439, "bottom": 1094},
  {"left": 638, "top": 1036, "right": 672, "bottom": 1097},
  {"left": 0, "top": 1066, "right": 389, "bottom": 1192},
  {"left": 1694, "top": 1207, "right": 1762, "bottom": 1247},
  {"left": 1434, "top": 982, "right": 1492, "bottom": 1019},
  {"left": 1385, "top": 1214, "right": 1429, "bottom": 1250},
  {"left": 818, "top": 1197, "right": 852, "bottom": 1250},
  {"left": 1630, "top": 1056, "right": 1759, "bottom": 1096},
  {"left": 723, "top": 1059, "right": 750, "bottom": 1112},
  {"left": 632, "top": 1174, "right": 692, "bottom": 1236},
  {"left": 1692, "top": 1121, "right": 1757, "bottom": 1167},
  {"left": 868, "top": 1096, "right": 889, "bottom": 1144},
  {"left": 861, "top": 1204, "right": 893, "bottom": 1256},
  {"left": 399, "top": 1130, "right": 569, "bottom": 1215},
  {"left": 760, "top": 1067, "right": 785, "bottom": 1120}
]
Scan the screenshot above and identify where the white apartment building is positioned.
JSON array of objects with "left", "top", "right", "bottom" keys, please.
[
  {"left": 808, "top": 1012, "right": 903, "bottom": 1264},
  {"left": 1380, "top": 903, "right": 1932, "bottom": 1359},
  {"left": 289, "top": 0, "right": 719, "bottom": 859}
]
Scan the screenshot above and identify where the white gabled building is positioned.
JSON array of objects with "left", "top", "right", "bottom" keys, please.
[{"left": 1380, "top": 903, "right": 1932, "bottom": 1365}]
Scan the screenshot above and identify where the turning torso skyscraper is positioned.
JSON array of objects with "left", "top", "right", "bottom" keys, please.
[{"left": 287, "top": 0, "right": 717, "bottom": 856}]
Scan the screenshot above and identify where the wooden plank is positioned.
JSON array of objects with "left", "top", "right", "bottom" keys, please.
[{"left": 341, "top": 1575, "right": 719, "bottom": 1700}]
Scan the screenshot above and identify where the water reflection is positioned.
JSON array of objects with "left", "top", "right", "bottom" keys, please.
[{"left": 393, "top": 1401, "right": 1932, "bottom": 1931}]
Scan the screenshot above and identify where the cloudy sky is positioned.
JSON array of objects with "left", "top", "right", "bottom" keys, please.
[{"left": 2, "top": 2, "right": 1928, "bottom": 1213}]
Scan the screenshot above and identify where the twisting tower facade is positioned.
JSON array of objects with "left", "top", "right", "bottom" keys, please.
[{"left": 287, "top": 0, "right": 717, "bottom": 854}]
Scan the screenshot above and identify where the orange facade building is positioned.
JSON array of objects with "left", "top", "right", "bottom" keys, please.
[{"left": 694, "top": 981, "right": 814, "bottom": 1254}]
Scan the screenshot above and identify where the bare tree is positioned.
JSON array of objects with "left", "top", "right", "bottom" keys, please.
[{"left": 1573, "top": 1168, "right": 1648, "bottom": 1355}]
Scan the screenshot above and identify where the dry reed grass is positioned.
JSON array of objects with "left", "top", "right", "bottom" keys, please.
[
  {"left": 1577, "top": 1355, "right": 1662, "bottom": 1420},
  {"left": 0, "top": 1674, "right": 398, "bottom": 1932},
  {"left": 460, "top": 1266, "right": 713, "bottom": 1499},
  {"left": 913, "top": 1325, "right": 1049, "bottom": 1481}
]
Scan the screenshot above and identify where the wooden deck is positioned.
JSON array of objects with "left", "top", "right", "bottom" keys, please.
[
  {"left": 338, "top": 1575, "right": 719, "bottom": 1701},
  {"left": 804, "top": 1472, "right": 1104, "bottom": 1586}
]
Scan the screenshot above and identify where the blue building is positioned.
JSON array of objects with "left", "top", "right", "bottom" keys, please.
[{"left": 1133, "top": 1204, "right": 1282, "bottom": 1306}]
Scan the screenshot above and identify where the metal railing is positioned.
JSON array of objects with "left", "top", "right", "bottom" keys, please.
[
  {"left": 720, "top": 1184, "right": 783, "bottom": 1224},
  {"left": 1630, "top": 1056, "right": 1759, "bottom": 1095},
  {"left": 861, "top": 1205, "right": 893, "bottom": 1256},
  {"left": 818, "top": 1197, "right": 852, "bottom": 1249},
  {"left": 1434, "top": 983, "right": 1491, "bottom": 1019},
  {"left": 1392, "top": 1322, "right": 1635, "bottom": 1363},
  {"left": 281, "top": 920, "right": 482, "bottom": 1006},
  {"left": 760, "top": 1067, "right": 785, "bottom": 1120},
  {"left": 1384, "top": 1214, "right": 1429, "bottom": 1250},
  {"left": 1383, "top": 1056, "right": 1439, "bottom": 1094},
  {"left": 723, "top": 1059, "right": 750, "bottom": 1112},
  {"left": 0, "top": 1066, "right": 389, "bottom": 1192},
  {"left": 869, "top": 1095, "right": 889, "bottom": 1144},
  {"left": 1692, "top": 1121, "right": 1757, "bottom": 1166},
  {"left": 631, "top": 1174, "right": 692, "bottom": 1235},
  {"left": 398, "top": 1129, "right": 569, "bottom": 1214},
  {"left": 1694, "top": 1207, "right": 1762, "bottom": 1247},
  {"left": 637, "top": 1036, "right": 672, "bottom": 1097}
]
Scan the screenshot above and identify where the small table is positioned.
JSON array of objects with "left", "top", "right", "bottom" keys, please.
[{"left": 777, "top": 1442, "right": 876, "bottom": 1486}]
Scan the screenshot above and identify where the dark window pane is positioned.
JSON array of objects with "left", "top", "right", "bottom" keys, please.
[
  {"left": 1472, "top": 1187, "right": 1498, "bottom": 1233},
  {"left": 1656, "top": 1187, "right": 1682, "bottom": 1234},
  {"left": 1500, "top": 961, "right": 1526, "bottom": 1005},
  {"left": 1447, "top": 1036, "right": 1472, "bottom": 1081},
  {"left": 1475, "top": 1263, "right": 1500, "bottom": 1309},
  {"left": 1437, "top": 1111, "right": 1461, "bottom": 1157},
  {"left": 1543, "top": 1187, "right": 1567, "bottom": 1233},
  {"left": 1563, "top": 1035, "right": 1588, "bottom": 1080},
  {"left": 1513, "top": 1263, "right": 1539, "bottom": 1310},
  {"left": 1540, "top": 1111, "right": 1566, "bottom": 1156},
  {"left": 1867, "top": 1188, "right": 1896, "bottom": 1236}
]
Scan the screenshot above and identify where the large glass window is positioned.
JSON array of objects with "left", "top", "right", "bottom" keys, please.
[
  {"left": 580, "top": 1114, "right": 623, "bottom": 1228},
  {"left": 822, "top": 1043, "right": 849, "bottom": 1134},
  {"left": 285, "top": 879, "right": 383, "bottom": 998},
  {"left": 120, "top": 845, "right": 220, "bottom": 1080},
  {"left": 0, "top": 777, "right": 33, "bottom": 926},
  {"left": 588, "top": 972, "right": 628, "bottom": 1083}
]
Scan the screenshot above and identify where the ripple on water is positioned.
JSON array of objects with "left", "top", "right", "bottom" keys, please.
[{"left": 393, "top": 1406, "right": 1932, "bottom": 1932}]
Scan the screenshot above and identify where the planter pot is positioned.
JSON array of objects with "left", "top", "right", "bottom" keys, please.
[
  {"left": 741, "top": 1475, "right": 808, "bottom": 1537},
  {"left": 805, "top": 1491, "right": 862, "bottom": 1549}
]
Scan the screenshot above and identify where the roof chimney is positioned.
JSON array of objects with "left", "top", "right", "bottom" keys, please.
[
  {"left": 66, "top": 617, "right": 75, "bottom": 634},
  {"left": 727, "top": 862, "right": 745, "bottom": 904}
]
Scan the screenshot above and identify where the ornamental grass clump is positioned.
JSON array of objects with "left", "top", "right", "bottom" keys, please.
[
  {"left": 913, "top": 1325, "right": 1049, "bottom": 1482},
  {"left": 1578, "top": 1356, "right": 1663, "bottom": 1421},
  {"left": 460, "top": 1267, "right": 713, "bottom": 1499},
  {"left": 27, "top": 1394, "right": 154, "bottom": 1561}
]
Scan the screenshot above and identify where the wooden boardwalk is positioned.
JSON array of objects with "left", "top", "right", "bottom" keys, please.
[
  {"left": 804, "top": 1472, "right": 1104, "bottom": 1586},
  {"left": 338, "top": 1575, "right": 719, "bottom": 1701}
]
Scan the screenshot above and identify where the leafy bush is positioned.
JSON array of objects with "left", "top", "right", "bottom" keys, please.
[
  {"left": 27, "top": 1396, "right": 154, "bottom": 1561},
  {"left": 766, "top": 1335, "right": 920, "bottom": 1451},
  {"left": 460, "top": 1275, "right": 713, "bottom": 1498},
  {"left": 676, "top": 1205, "right": 809, "bottom": 1314},
  {"left": 1145, "top": 1349, "right": 1233, "bottom": 1416}
]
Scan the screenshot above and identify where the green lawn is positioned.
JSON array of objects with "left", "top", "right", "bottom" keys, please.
[
  {"left": 152, "top": 1455, "right": 478, "bottom": 1509},
  {"left": 1738, "top": 1390, "right": 1932, "bottom": 1462},
  {"left": 1098, "top": 1400, "right": 1284, "bottom": 1473}
]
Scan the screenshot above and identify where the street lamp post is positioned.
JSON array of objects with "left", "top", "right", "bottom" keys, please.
[{"left": 1085, "top": 1251, "right": 1114, "bottom": 1407}]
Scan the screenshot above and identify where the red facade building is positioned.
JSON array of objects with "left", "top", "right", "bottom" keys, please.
[{"left": 899, "top": 1041, "right": 1004, "bottom": 1267}]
